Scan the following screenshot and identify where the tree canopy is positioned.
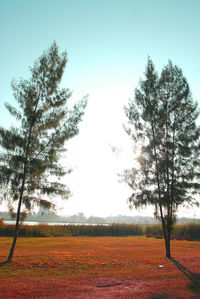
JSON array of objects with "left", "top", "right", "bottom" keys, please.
[
  {"left": 0, "top": 41, "right": 87, "bottom": 263},
  {"left": 123, "top": 57, "right": 200, "bottom": 257}
]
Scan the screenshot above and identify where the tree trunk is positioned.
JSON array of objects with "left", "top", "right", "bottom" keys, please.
[
  {"left": 6, "top": 194, "right": 23, "bottom": 263},
  {"left": 165, "top": 234, "right": 171, "bottom": 258},
  {"left": 163, "top": 227, "right": 171, "bottom": 259},
  {"left": 6, "top": 167, "right": 27, "bottom": 264},
  {"left": 161, "top": 218, "right": 171, "bottom": 259},
  {"left": 7, "top": 226, "right": 19, "bottom": 263}
]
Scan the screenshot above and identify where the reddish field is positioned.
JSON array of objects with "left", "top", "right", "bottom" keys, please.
[{"left": 0, "top": 236, "right": 199, "bottom": 298}]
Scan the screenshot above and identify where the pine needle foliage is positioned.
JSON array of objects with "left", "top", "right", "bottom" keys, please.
[
  {"left": 0, "top": 42, "right": 87, "bottom": 263},
  {"left": 123, "top": 57, "right": 200, "bottom": 258}
]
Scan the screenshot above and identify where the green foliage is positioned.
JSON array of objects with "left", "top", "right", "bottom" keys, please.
[
  {"left": 173, "top": 223, "right": 200, "bottom": 240},
  {"left": 124, "top": 58, "right": 200, "bottom": 214},
  {"left": 123, "top": 57, "right": 200, "bottom": 256},
  {"left": 0, "top": 223, "right": 71, "bottom": 237},
  {"left": 0, "top": 222, "right": 199, "bottom": 239},
  {"left": 146, "top": 223, "right": 200, "bottom": 240},
  {"left": 0, "top": 42, "right": 87, "bottom": 263},
  {"left": 0, "top": 41, "right": 87, "bottom": 216},
  {"left": 0, "top": 223, "right": 144, "bottom": 237},
  {"left": 69, "top": 223, "right": 144, "bottom": 236},
  {"left": 146, "top": 224, "right": 163, "bottom": 236}
]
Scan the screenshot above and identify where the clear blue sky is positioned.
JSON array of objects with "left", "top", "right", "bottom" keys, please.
[{"left": 0, "top": 0, "right": 200, "bottom": 218}]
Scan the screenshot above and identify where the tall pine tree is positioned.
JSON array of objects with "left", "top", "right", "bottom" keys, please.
[
  {"left": 123, "top": 58, "right": 200, "bottom": 258},
  {"left": 0, "top": 42, "right": 87, "bottom": 263}
]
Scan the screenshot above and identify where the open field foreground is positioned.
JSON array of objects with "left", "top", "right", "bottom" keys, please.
[{"left": 0, "top": 237, "right": 199, "bottom": 298}]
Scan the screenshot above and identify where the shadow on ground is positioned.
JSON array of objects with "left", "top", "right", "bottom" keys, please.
[{"left": 170, "top": 258, "right": 200, "bottom": 295}]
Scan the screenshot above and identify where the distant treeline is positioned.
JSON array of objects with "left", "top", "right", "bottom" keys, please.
[
  {"left": 0, "top": 220, "right": 199, "bottom": 240},
  {"left": 1, "top": 211, "right": 199, "bottom": 225}
]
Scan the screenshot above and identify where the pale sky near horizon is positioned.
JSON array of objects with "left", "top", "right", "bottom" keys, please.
[{"left": 0, "top": 0, "right": 200, "bottom": 218}]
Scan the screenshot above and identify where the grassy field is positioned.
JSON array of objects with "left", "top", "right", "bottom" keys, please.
[{"left": 0, "top": 236, "right": 199, "bottom": 298}]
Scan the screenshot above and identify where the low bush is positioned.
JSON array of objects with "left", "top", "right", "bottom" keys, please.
[
  {"left": 146, "top": 223, "right": 200, "bottom": 241},
  {"left": 146, "top": 224, "right": 163, "bottom": 236},
  {"left": 0, "top": 223, "right": 143, "bottom": 237},
  {"left": 0, "top": 223, "right": 71, "bottom": 237},
  {"left": 173, "top": 223, "right": 200, "bottom": 240},
  {"left": 69, "top": 224, "right": 144, "bottom": 236},
  {"left": 0, "top": 222, "right": 199, "bottom": 239}
]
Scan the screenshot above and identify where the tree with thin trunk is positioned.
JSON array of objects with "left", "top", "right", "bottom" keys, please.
[
  {"left": 123, "top": 57, "right": 200, "bottom": 258},
  {"left": 0, "top": 42, "right": 87, "bottom": 264}
]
